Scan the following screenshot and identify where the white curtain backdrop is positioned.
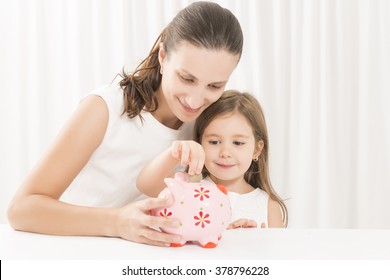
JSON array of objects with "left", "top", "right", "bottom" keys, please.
[{"left": 1, "top": 0, "right": 389, "bottom": 228}]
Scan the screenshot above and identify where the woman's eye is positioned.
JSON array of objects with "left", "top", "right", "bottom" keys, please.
[
  {"left": 209, "top": 84, "right": 222, "bottom": 89},
  {"left": 180, "top": 76, "right": 194, "bottom": 83}
]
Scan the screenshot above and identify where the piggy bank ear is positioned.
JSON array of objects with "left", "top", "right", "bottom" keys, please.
[
  {"left": 158, "top": 187, "right": 174, "bottom": 201},
  {"left": 164, "top": 178, "right": 175, "bottom": 188},
  {"left": 216, "top": 184, "right": 228, "bottom": 195},
  {"left": 174, "top": 172, "right": 188, "bottom": 182},
  {"left": 163, "top": 178, "right": 177, "bottom": 199}
]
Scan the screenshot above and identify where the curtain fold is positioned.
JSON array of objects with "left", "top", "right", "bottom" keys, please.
[{"left": 1, "top": 0, "right": 389, "bottom": 228}]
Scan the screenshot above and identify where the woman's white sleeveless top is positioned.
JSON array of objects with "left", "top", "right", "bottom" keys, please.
[{"left": 60, "top": 83, "right": 193, "bottom": 207}]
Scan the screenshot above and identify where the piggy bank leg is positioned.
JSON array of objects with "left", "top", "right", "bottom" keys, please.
[
  {"left": 199, "top": 242, "right": 217, "bottom": 248},
  {"left": 201, "top": 235, "right": 222, "bottom": 248},
  {"left": 198, "top": 236, "right": 219, "bottom": 248},
  {"left": 170, "top": 241, "right": 186, "bottom": 247}
]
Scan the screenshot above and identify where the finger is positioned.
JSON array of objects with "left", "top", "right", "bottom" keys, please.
[
  {"left": 192, "top": 145, "right": 205, "bottom": 175},
  {"left": 227, "top": 220, "right": 242, "bottom": 229},
  {"left": 261, "top": 222, "right": 267, "bottom": 228},
  {"left": 140, "top": 227, "right": 182, "bottom": 245},
  {"left": 137, "top": 236, "right": 171, "bottom": 247},
  {"left": 195, "top": 146, "right": 205, "bottom": 174},
  {"left": 188, "top": 145, "right": 205, "bottom": 175},
  {"left": 138, "top": 196, "right": 174, "bottom": 212},
  {"left": 143, "top": 214, "right": 181, "bottom": 229},
  {"left": 244, "top": 219, "right": 258, "bottom": 228},
  {"left": 135, "top": 232, "right": 177, "bottom": 247},
  {"left": 234, "top": 219, "right": 247, "bottom": 227},
  {"left": 180, "top": 143, "right": 191, "bottom": 166},
  {"left": 227, "top": 219, "right": 257, "bottom": 229},
  {"left": 171, "top": 141, "right": 181, "bottom": 159},
  {"left": 227, "top": 224, "right": 235, "bottom": 230}
]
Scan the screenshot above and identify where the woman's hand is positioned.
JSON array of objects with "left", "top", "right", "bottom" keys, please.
[
  {"left": 116, "top": 196, "right": 182, "bottom": 246},
  {"left": 171, "top": 140, "right": 205, "bottom": 175},
  {"left": 228, "top": 219, "right": 266, "bottom": 229}
]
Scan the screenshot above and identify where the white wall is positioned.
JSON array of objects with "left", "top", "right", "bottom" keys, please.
[{"left": 1, "top": 0, "right": 389, "bottom": 228}]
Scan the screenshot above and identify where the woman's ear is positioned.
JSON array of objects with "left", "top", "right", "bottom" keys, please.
[
  {"left": 253, "top": 140, "right": 264, "bottom": 160},
  {"left": 158, "top": 42, "right": 166, "bottom": 65}
]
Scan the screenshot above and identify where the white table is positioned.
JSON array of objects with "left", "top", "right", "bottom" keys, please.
[{"left": 1, "top": 224, "right": 389, "bottom": 259}]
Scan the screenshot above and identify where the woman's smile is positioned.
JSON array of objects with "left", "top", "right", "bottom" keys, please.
[{"left": 178, "top": 97, "right": 202, "bottom": 113}]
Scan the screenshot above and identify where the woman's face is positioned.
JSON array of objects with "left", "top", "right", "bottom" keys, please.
[{"left": 157, "top": 41, "right": 239, "bottom": 126}]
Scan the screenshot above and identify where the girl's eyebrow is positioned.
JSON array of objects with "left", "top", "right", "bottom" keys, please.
[
  {"left": 203, "top": 133, "right": 250, "bottom": 138},
  {"left": 233, "top": 134, "right": 250, "bottom": 138},
  {"left": 178, "top": 69, "right": 227, "bottom": 85},
  {"left": 203, "top": 133, "right": 220, "bottom": 138}
]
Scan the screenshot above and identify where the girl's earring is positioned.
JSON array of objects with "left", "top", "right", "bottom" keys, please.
[
  {"left": 253, "top": 157, "right": 259, "bottom": 162},
  {"left": 160, "top": 66, "right": 163, "bottom": 75}
]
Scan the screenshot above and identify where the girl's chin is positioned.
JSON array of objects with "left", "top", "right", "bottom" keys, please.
[{"left": 209, "top": 173, "right": 234, "bottom": 182}]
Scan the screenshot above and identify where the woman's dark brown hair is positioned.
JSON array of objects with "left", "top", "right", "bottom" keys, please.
[{"left": 119, "top": 1, "right": 243, "bottom": 119}]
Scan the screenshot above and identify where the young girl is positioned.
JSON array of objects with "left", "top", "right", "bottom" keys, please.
[
  {"left": 7, "top": 2, "right": 243, "bottom": 247},
  {"left": 137, "top": 90, "right": 288, "bottom": 228}
]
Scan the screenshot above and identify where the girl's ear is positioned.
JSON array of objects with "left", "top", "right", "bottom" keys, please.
[{"left": 253, "top": 140, "right": 264, "bottom": 160}]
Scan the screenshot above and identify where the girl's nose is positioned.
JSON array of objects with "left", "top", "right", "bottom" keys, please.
[{"left": 219, "top": 146, "right": 232, "bottom": 158}]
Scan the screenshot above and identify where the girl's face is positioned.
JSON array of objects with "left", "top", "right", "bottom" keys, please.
[
  {"left": 201, "top": 112, "right": 263, "bottom": 184},
  {"left": 157, "top": 42, "right": 239, "bottom": 127}
]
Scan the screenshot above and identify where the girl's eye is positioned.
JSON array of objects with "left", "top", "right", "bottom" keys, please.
[
  {"left": 209, "top": 140, "right": 219, "bottom": 145},
  {"left": 233, "top": 141, "right": 245, "bottom": 146}
]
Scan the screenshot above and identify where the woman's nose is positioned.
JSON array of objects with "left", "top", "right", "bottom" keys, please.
[{"left": 185, "top": 95, "right": 203, "bottom": 109}]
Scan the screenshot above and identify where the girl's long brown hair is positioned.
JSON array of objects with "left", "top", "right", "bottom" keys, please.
[
  {"left": 194, "top": 90, "right": 288, "bottom": 227},
  {"left": 119, "top": 1, "right": 243, "bottom": 120}
]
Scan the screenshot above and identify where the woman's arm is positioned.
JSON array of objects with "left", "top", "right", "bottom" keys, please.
[
  {"left": 7, "top": 95, "right": 181, "bottom": 246},
  {"left": 8, "top": 95, "right": 110, "bottom": 235},
  {"left": 137, "top": 140, "right": 205, "bottom": 197}
]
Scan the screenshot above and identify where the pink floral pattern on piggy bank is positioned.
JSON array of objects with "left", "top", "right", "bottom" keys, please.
[{"left": 151, "top": 172, "right": 232, "bottom": 248}]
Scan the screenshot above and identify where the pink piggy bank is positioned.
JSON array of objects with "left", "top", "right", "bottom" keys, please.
[{"left": 151, "top": 172, "right": 231, "bottom": 248}]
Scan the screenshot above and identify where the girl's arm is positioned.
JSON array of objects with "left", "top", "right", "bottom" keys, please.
[
  {"left": 137, "top": 141, "right": 205, "bottom": 197},
  {"left": 7, "top": 95, "right": 181, "bottom": 246},
  {"left": 227, "top": 198, "right": 283, "bottom": 229},
  {"left": 267, "top": 199, "right": 284, "bottom": 228}
]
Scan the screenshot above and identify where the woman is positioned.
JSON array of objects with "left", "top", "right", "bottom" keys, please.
[{"left": 7, "top": 1, "right": 243, "bottom": 247}]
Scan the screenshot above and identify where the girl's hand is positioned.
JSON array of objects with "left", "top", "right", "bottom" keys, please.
[
  {"left": 171, "top": 140, "right": 205, "bottom": 175},
  {"left": 116, "top": 196, "right": 182, "bottom": 246},
  {"left": 227, "top": 219, "right": 263, "bottom": 229}
]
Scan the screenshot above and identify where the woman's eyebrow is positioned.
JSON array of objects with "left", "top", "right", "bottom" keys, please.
[
  {"left": 178, "top": 69, "right": 227, "bottom": 85},
  {"left": 178, "top": 69, "right": 197, "bottom": 80}
]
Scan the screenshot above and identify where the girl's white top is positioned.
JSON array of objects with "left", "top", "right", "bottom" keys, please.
[
  {"left": 228, "top": 188, "right": 269, "bottom": 228},
  {"left": 204, "top": 176, "right": 269, "bottom": 227},
  {"left": 60, "top": 83, "right": 193, "bottom": 207}
]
